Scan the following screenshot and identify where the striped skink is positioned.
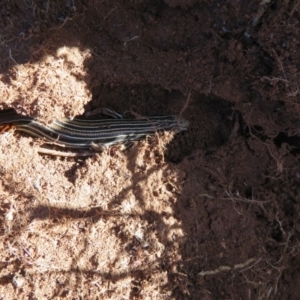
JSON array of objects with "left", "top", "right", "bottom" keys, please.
[{"left": 0, "top": 109, "right": 189, "bottom": 150}]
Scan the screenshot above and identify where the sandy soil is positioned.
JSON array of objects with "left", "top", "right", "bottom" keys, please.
[{"left": 1, "top": 0, "right": 300, "bottom": 299}]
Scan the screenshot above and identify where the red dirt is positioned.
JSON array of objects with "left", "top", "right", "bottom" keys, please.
[{"left": 1, "top": 0, "right": 300, "bottom": 299}]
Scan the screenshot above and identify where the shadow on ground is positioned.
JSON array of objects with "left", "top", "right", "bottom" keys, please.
[{"left": 1, "top": 0, "right": 300, "bottom": 299}]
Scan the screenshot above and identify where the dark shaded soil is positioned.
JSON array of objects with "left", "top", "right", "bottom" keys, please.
[{"left": 1, "top": 0, "right": 300, "bottom": 299}]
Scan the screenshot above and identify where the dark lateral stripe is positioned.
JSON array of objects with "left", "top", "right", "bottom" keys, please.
[
  {"left": 53, "top": 115, "right": 179, "bottom": 130},
  {"left": 1, "top": 109, "right": 189, "bottom": 149},
  {"left": 50, "top": 121, "right": 178, "bottom": 137},
  {"left": 0, "top": 109, "right": 34, "bottom": 125}
]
